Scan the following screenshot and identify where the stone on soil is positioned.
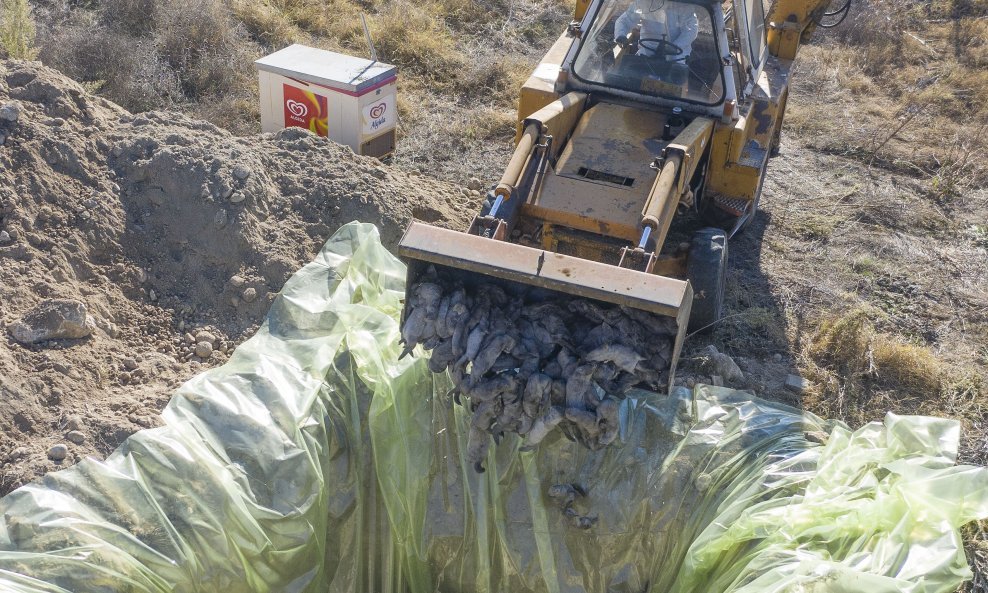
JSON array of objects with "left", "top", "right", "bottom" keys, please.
[
  {"left": 47, "top": 443, "right": 68, "bottom": 461},
  {"left": 701, "top": 345, "right": 744, "bottom": 384},
  {"left": 195, "top": 341, "right": 213, "bottom": 358},
  {"left": 0, "top": 101, "right": 20, "bottom": 123},
  {"left": 8, "top": 298, "right": 96, "bottom": 344},
  {"left": 785, "top": 374, "right": 811, "bottom": 393},
  {"left": 195, "top": 330, "right": 216, "bottom": 344}
]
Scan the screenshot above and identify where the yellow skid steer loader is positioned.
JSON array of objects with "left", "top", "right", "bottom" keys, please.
[{"left": 399, "top": 0, "right": 842, "bottom": 391}]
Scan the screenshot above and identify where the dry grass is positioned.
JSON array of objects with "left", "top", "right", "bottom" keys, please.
[{"left": 790, "top": 0, "right": 988, "bottom": 201}]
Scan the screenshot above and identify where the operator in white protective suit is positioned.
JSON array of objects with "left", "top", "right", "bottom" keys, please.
[{"left": 614, "top": 0, "right": 699, "bottom": 59}]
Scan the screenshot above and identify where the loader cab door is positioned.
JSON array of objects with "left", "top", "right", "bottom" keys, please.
[{"left": 724, "top": 0, "right": 768, "bottom": 101}]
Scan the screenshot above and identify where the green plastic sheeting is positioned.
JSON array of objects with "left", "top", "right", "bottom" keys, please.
[{"left": 0, "top": 222, "right": 985, "bottom": 593}]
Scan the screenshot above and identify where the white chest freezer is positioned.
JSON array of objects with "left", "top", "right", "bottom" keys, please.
[{"left": 255, "top": 44, "right": 398, "bottom": 158}]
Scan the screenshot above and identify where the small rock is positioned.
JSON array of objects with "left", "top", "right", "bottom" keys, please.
[
  {"left": 0, "top": 230, "right": 10, "bottom": 243},
  {"left": 232, "top": 165, "right": 251, "bottom": 181},
  {"left": 804, "top": 430, "right": 829, "bottom": 445},
  {"left": 64, "top": 415, "right": 83, "bottom": 431},
  {"left": 229, "top": 192, "right": 246, "bottom": 204},
  {"left": 772, "top": 353, "right": 783, "bottom": 363},
  {"left": 700, "top": 345, "right": 744, "bottom": 383},
  {"left": 710, "top": 374, "right": 724, "bottom": 387},
  {"left": 0, "top": 101, "right": 21, "bottom": 123},
  {"left": 122, "top": 357, "right": 139, "bottom": 370},
  {"left": 48, "top": 443, "right": 68, "bottom": 461},
  {"left": 100, "top": 320, "right": 119, "bottom": 338},
  {"left": 66, "top": 430, "right": 86, "bottom": 445},
  {"left": 48, "top": 117, "right": 65, "bottom": 127},
  {"left": 184, "top": 332, "right": 196, "bottom": 344},
  {"left": 8, "top": 298, "right": 96, "bottom": 344},
  {"left": 470, "top": 190, "right": 481, "bottom": 198},
  {"left": 148, "top": 289, "right": 157, "bottom": 301},
  {"left": 242, "top": 287, "right": 257, "bottom": 303},
  {"left": 229, "top": 275, "right": 245, "bottom": 288},
  {"left": 195, "top": 330, "right": 216, "bottom": 344},
  {"left": 213, "top": 209, "right": 227, "bottom": 227},
  {"left": 195, "top": 341, "right": 213, "bottom": 359},
  {"left": 136, "top": 268, "right": 148, "bottom": 284},
  {"left": 467, "top": 177, "right": 483, "bottom": 191},
  {"left": 7, "top": 446, "right": 28, "bottom": 461},
  {"left": 785, "top": 374, "right": 811, "bottom": 393},
  {"left": 178, "top": 319, "right": 185, "bottom": 331}
]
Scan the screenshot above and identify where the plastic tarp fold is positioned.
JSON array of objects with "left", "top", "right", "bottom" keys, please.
[{"left": 1, "top": 222, "right": 985, "bottom": 593}]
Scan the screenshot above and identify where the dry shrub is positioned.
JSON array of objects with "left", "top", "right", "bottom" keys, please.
[
  {"left": 954, "top": 18, "right": 988, "bottom": 68},
  {"left": 0, "top": 0, "right": 38, "bottom": 59},
  {"left": 40, "top": 0, "right": 258, "bottom": 115},
  {"left": 99, "top": 0, "right": 156, "bottom": 36},
  {"left": 231, "top": 0, "right": 365, "bottom": 50},
  {"left": 229, "top": 0, "right": 300, "bottom": 49},
  {"left": 154, "top": 0, "right": 256, "bottom": 100},
  {"left": 39, "top": 13, "right": 181, "bottom": 111}
]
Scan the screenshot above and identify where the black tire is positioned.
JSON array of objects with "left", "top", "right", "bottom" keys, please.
[{"left": 686, "top": 227, "right": 728, "bottom": 333}]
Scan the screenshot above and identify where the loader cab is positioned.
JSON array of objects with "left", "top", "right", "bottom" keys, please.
[
  {"left": 570, "top": 0, "right": 727, "bottom": 107},
  {"left": 561, "top": 0, "right": 769, "bottom": 117}
]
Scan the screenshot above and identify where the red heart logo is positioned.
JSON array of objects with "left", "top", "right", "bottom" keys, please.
[{"left": 369, "top": 103, "right": 387, "bottom": 119}]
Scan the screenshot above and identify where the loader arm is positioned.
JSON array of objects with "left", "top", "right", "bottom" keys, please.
[{"left": 766, "top": 0, "right": 843, "bottom": 60}]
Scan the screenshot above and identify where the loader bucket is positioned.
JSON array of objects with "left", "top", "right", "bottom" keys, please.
[{"left": 397, "top": 222, "right": 693, "bottom": 392}]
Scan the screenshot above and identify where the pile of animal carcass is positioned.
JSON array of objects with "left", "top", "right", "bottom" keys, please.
[{"left": 400, "top": 267, "right": 678, "bottom": 472}]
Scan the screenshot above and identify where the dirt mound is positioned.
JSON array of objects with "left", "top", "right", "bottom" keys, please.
[{"left": 0, "top": 59, "right": 477, "bottom": 493}]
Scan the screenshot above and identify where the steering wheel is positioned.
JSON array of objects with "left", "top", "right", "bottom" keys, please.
[{"left": 637, "top": 37, "right": 683, "bottom": 57}]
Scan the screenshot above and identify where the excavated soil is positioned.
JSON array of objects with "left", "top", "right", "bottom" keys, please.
[{"left": 0, "top": 60, "right": 478, "bottom": 493}]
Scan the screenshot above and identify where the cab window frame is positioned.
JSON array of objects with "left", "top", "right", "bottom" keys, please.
[
  {"left": 569, "top": 0, "right": 728, "bottom": 108},
  {"left": 729, "top": 0, "right": 768, "bottom": 98}
]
